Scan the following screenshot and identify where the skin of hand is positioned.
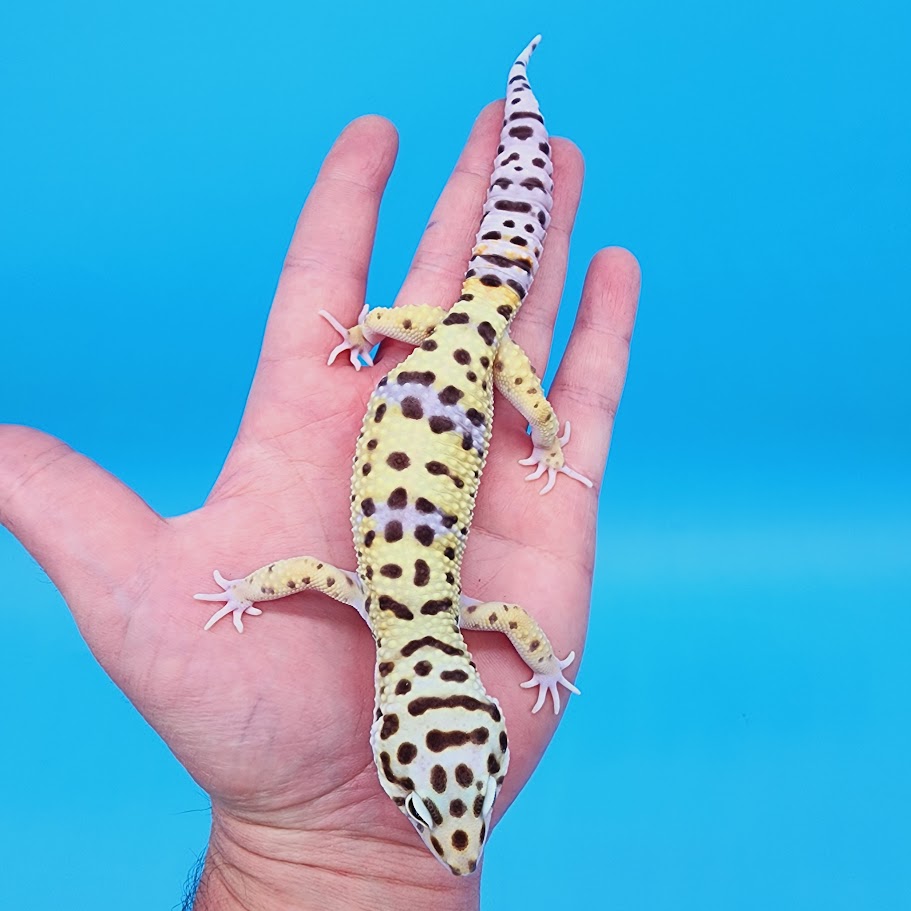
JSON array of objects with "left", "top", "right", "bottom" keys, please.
[{"left": 0, "top": 102, "right": 639, "bottom": 911}]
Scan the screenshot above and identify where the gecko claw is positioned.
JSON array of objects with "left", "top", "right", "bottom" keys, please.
[
  {"left": 518, "top": 421, "right": 594, "bottom": 495},
  {"left": 519, "top": 650, "right": 580, "bottom": 714},
  {"left": 194, "top": 570, "right": 260, "bottom": 633},
  {"left": 319, "top": 304, "right": 378, "bottom": 370}
]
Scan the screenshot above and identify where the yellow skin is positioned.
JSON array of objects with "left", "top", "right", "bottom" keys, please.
[{"left": 0, "top": 101, "right": 640, "bottom": 907}]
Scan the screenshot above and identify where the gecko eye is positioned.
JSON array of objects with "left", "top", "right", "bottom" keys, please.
[
  {"left": 406, "top": 793, "right": 437, "bottom": 829},
  {"left": 481, "top": 776, "right": 498, "bottom": 820}
]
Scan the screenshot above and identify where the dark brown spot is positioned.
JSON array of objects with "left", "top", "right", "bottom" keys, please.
[
  {"left": 453, "top": 348, "right": 471, "bottom": 365},
  {"left": 401, "top": 636, "right": 464, "bottom": 657},
  {"left": 380, "top": 714, "right": 399, "bottom": 739},
  {"left": 492, "top": 177, "right": 512, "bottom": 190},
  {"left": 508, "top": 621, "right": 518, "bottom": 630},
  {"left": 430, "top": 765, "right": 448, "bottom": 794},
  {"left": 530, "top": 639, "right": 540, "bottom": 651},
  {"left": 398, "top": 742, "right": 417, "bottom": 764},
  {"left": 287, "top": 579, "right": 296, "bottom": 589},
  {"left": 426, "top": 461, "right": 448, "bottom": 475},
  {"left": 429, "top": 415, "right": 455, "bottom": 434},
  {"left": 444, "top": 547, "right": 456, "bottom": 560},
  {"left": 421, "top": 339, "right": 438, "bottom": 351},
  {"left": 414, "top": 660, "right": 432, "bottom": 676},
  {"left": 387, "top": 451, "right": 411, "bottom": 470},
  {"left": 473, "top": 793, "right": 485, "bottom": 817},
  {"left": 539, "top": 141, "right": 550, "bottom": 154},
  {"left": 395, "top": 678, "right": 412, "bottom": 695},
  {"left": 480, "top": 821, "right": 487, "bottom": 843},
  {"left": 423, "top": 798, "right": 444, "bottom": 826},
  {"left": 361, "top": 498, "right": 375, "bottom": 516},
  {"left": 466, "top": 370, "right": 477, "bottom": 382},
  {"left": 362, "top": 463, "right": 372, "bottom": 475},
  {"left": 521, "top": 177, "right": 546, "bottom": 192},
  {"left": 430, "top": 836, "right": 444, "bottom": 856},
  {"left": 481, "top": 231, "right": 501, "bottom": 240},
  {"left": 403, "top": 319, "right": 412, "bottom": 329},
  {"left": 509, "top": 125, "right": 534, "bottom": 140},
  {"left": 509, "top": 110, "right": 544, "bottom": 123},
  {"left": 532, "top": 157, "right": 546, "bottom": 167},
  {"left": 442, "top": 311, "right": 470, "bottom": 325},
  {"left": 480, "top": 274, "right": 501, "bottom": 287},
  {"left": 401, "top": 396, "right": 423, "bottom": 419},
  {"left": 465, "top": 408, "right": 484, "bottom": 426},
  {"left": 499, "top": 731, "right": 508, "bottom": 751},
  {"left": 363, "top": 530, "right": 375, "bottom": 548},
  {"left": 415, "top": 496, "right": 436, "bottom": 513},
  {"left": 497, "top": 305, "right": 513, "bottom": 319},
  {"left": 510, "top": 235, "right": 528, "bottom": 246},
  {"left": 380, "top": 563, "right": 402, "bottom": 578},
  {"left": 487, "top": 754, "right": 500, "bottom": 774},
  {"left": 384, "top": 520, "right": 403, "bottom": 543},
  {"left": 413, "top": 559, "right": 430, "bottom": 586},
  {"left": 407, "top": 695, "right": 501, "bottom": 720},
  {"left": 378, "top": 594, "right": 413, "bottom": 620},
  {"left": 452, "top": 830, "right": 469, "bottom": 851},
  {"left": 438, "top": 385, "right": 464, "bottom": 405},
  {"left": 366, "top": 438, "right": 378, "bottom": 450},
  {"left": 414, "top": 525, "right": 435, "bottom": 546},
  {"left": 477, "top": 322, "right": 496, "bottom": 345},
  {"left": 426, "top": 726, "right": 488, "bottom": 752},
  {"left": 455, "top": 764, "right": 474, "bottom": 787},
  {"left": 420, "top": 598, "right": 452, "bottom": 615},
  {"left": 398, "top": 370, "right": 436, "bottom": 386},
  {"left": 441, "top": 669, "right": 469, "bottom": 682},
  {"left": 326, "top": 577, "right": 334, "bottom": 586},
  {"left": 494, "top": 198, "right": 532, "bottom": 213},
  {"left": 387, "top": 487, "right": 408, "bottom": 509},
  {"left": 460, "top": 293, "right": 474, "bottom": 301},
  {"left": 378, "top": 661, "right": 394, "bottom": 676},
  {"left": 488, "top": 613, "right": 498, "bottom": 624},
  {"left": 480, "top": 356, "right": 490, "bottom": 368},
  {"left": 450, "top": 798, "right": 466, "bottom": 817},
  {"left": 374, "top": 403, "right": 386, "bottom": 422}
]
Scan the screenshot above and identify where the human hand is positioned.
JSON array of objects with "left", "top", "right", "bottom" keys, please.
[{"left": 0, "top": 102, "right": 639, "bottom": 910}]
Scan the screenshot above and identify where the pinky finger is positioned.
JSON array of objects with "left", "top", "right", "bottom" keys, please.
[{"left": 549, "top": 247, "right": 641, "bottom": 486}]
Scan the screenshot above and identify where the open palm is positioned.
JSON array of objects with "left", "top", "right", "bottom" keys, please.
[{"left": 0, "top": 102, "right": 639, "bottom": 900}]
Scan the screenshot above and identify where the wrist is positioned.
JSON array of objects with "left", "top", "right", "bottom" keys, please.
[{"left": 192, "top": 809, "right": 481, "bottom": 911}]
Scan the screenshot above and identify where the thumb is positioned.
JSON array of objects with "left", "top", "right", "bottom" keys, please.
[{"left": 0, "top": 425, "right": 165, "bottom": 645}]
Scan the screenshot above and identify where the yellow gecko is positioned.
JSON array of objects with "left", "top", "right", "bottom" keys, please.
[{"left": 194, "top": 35, "right": 588, "bottom": 876}]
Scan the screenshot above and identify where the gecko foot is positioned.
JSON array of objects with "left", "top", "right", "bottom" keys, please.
[
  {"left": 519, "top": 651, "right": 581, "bottom": 715},
  {"left": 518, "top": 421, "right": 594, "bottom": 495},
  {"left": 319, "top": 303, "right": 378, "bottom": 370},
  {"left": 194, "top": 570, "right": 263, "bottom": 633}
]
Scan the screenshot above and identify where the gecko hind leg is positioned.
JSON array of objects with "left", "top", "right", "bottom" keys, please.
[
  {"left": 459, "top": 597, "right": 580, "bottom": 715},
  {"left": 494, "top": 335, "right": 593, "bottom": 495},
  {"left": 194, "top": 556, "right": 365, "bottom": 633}
]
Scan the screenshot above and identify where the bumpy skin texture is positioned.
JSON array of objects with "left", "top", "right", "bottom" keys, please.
[{"left": 197, "top": 36, "right": 582, "bottom": 876}]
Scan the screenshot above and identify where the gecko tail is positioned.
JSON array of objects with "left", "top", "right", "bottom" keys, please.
[{"left": 463, "top": 36, "right": 554, "bottom": 309}]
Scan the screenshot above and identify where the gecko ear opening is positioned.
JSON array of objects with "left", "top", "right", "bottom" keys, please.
[{"left": 406, "top": 793, "right": 437, "bottom": 829}]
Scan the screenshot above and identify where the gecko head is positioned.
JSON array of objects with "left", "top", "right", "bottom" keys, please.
[{"left": 376, "top": 699, "right": 510, "bottom": 875}]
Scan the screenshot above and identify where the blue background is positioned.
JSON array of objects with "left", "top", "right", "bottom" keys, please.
[{"left": 1, "top": 1, "right": 909, "bottom": 907}]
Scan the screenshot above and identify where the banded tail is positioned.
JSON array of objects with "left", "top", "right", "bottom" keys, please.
[{"left": 467, "top": 36, "right": 554, "bottom": 307}]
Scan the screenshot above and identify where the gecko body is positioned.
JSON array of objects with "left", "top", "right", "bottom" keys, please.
[{"left": 196, "top": 37, "right": 588, "bottom": 875}]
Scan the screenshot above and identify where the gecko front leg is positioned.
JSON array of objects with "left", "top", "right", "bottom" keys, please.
[
  {"left": 459, "top": 597, "right": 580, "bottom": 714},
  {"left": 195, "top": 556, "right": 366, "bottom": 632}
]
